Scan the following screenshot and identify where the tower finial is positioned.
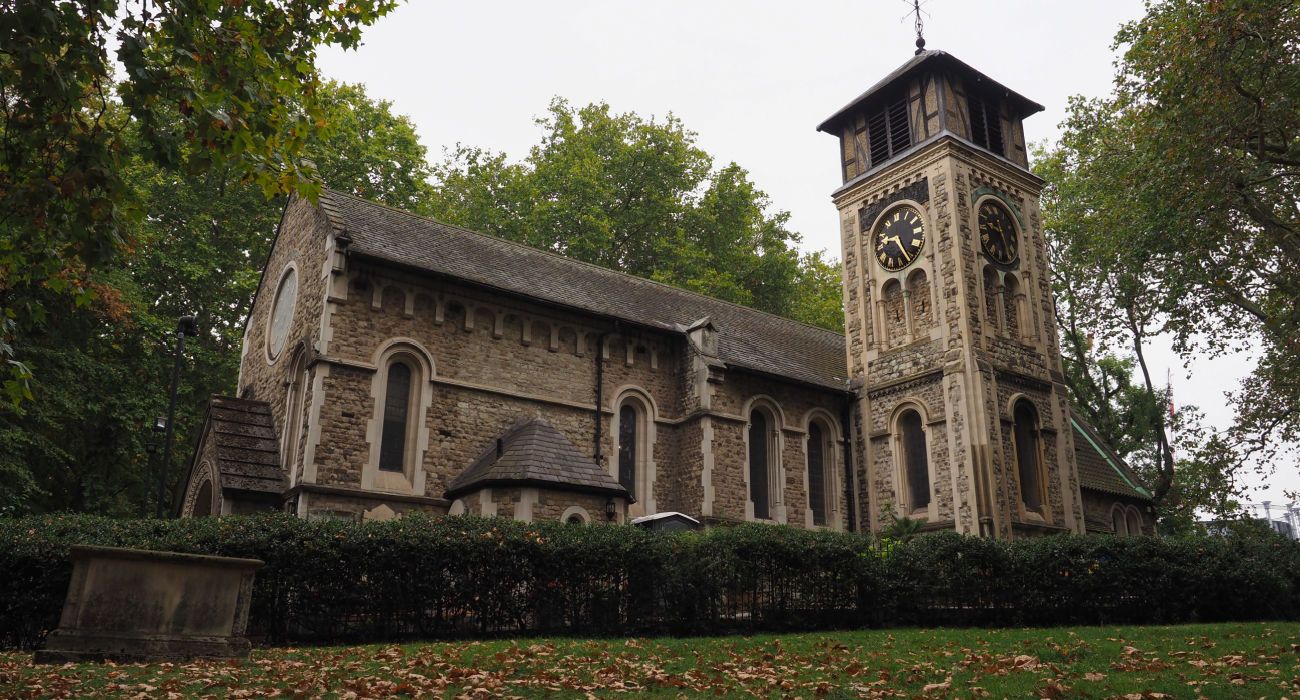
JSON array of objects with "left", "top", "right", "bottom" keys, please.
[{"left": 911, "top": 0, "right": 926, "bottom": 54}]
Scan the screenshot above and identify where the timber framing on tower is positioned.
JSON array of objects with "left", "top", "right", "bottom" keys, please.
[{"left": 818, "top": 50, "right": 1044, "bottom": 188}]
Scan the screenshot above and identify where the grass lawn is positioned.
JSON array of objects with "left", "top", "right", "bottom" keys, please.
[{"left": 1, "top": 622, "right": 1297, "bottom": 698}]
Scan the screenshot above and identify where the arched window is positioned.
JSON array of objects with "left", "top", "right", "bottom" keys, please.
[
  {"left": 378, "top": 360, "right": 414, "bottom": 473},
  {"left": 1111, "top": 505, "right": 1128, "bottom": 536},
  {"left": 617, "top": 403, "right": 637, "bottom": 496},
  {"left": 982, "top": 267, "right": 1001, "bottom": 330},
  {"left": 193, "top": 479, "right": 214, "bottom": 518},
  {"left": 1126, "top": 507, "right": 1143, "bottom": 536},
  {"left": 365, "top": 343, "right": 433, "bottom": 495},
  {"left": 881, "top": 279, "right": 906, "bottom": 348},
  {"left": 283, "top": 351, "right": 308, "bottom": 486},
  {"left": 899, "top": 409, "right": 930, "bottom": 513},
  {"left": 746, "top": 402, "right": 784, "bottom": 522},
  {"left": 612, "top": 391, "right": 657, "bottom": 516},
  {"left": 907, "top": 269, "right": 934, "bottom": 333},
  {"left": 561, "top": 506, "right": 591, "bottom": 525},
  {"left": 807, "top": 422, "right": 828, "bottom": 526},
  {"left": 1003, "top": 273, "right": 1021, "bottom": 338},
  {"left": 1013, "top": 400, "right": 1044, "bottom": 512},
  {"left": 749, "top": 410, "right": 770, "bottom": 520}
]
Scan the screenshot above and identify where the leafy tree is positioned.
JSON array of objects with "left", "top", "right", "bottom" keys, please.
[
  {"left": 788, "top": 251, "right": 845, "bottom": 333},
  {"left": 1039, "top": 134, "right": 1247, "bottom": 526},
  {"left": 1038, "top": 137, "right": 1182, "bottom": 509},
  {"left": 427, "top": 98, "right": 843, "bottom": 329},
  {"left": 1042, "top": 0, "right": 1300, "bottom": 494},
  {"left": 0, "top": 0, "right": 398, "bottom": 403},
  {"left": 0, "top": 81, "right": 433, "bottom": 515}
]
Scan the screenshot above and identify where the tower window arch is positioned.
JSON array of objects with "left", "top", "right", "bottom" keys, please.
[
  {"left": 1012, "top": 399, "right": 1045, "bottom": 513},
  {"left": 982, "top": 266, "right": 1001, "bottom": 330},
  {"left": 906, "top": 268, "right": 933, "bottom": 334},
  {"left": 896, "top": 408, "right": 930, "bottom": 514},
  {"left": 881, "top": 279, "right": 906, "bottom": 348},
  {"left": 1002, "top": 273, "right": 1022, "bottom": 338}
]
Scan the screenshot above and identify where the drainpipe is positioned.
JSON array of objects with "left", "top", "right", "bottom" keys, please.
[{"left": 592, "top": 324, "right": 617, "bottom": 463}]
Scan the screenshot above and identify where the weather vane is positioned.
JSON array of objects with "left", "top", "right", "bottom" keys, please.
[{"left": 906, "top": 0, "right": 929, "bottom": 54}]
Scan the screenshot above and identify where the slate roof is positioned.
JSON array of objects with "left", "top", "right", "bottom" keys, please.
[
  {"left": 817, "top": 50, "right": 1045, "bottom": 135},
  {"left": 446, "top": 417, "right": 628, "bottom": 499},
  {"left": 308, "top": 191, "right": 1149, "bottom": 504},
  {"left": 1071, "top": 413, "right": 1152, "bottom": 501},
  {"left": 318, "top": 189, "right": 851, "bottom": 391},
  {"left": 201, "top": 395, "right": 286, "bottom": 494}
]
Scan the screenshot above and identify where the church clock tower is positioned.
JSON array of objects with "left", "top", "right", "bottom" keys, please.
[{"left": 818, "top": 47, "right": 1086, "bottom": 538}]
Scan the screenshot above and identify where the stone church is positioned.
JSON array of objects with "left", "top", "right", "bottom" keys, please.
[{"left": 179, "top": 48, "right": 1154, "bottom": 537}]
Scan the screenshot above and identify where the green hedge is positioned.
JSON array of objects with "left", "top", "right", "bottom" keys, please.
[{"left": 2, "top": 514, "right": 1297, "bottom": 649}]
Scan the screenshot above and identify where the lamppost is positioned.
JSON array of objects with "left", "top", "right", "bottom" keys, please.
[
  {"left": 156, "top": 315, "right": 198, "bottom": 518},
  {"left": 145, "top": 416, "right": 165, "bottom": 517}
]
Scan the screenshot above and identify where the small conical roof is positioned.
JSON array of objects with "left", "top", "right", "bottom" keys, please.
[{"left": 446, "top": 417, "right": 628, "bottom": 499}]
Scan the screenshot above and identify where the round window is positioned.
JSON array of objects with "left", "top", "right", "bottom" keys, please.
[{"left": 267, "top": 266, "right": 297, "bottom": 360}]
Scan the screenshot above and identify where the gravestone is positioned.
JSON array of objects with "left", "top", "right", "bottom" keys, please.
[{"left": 35, "top": 545, "right": 263, "bottom": 663}]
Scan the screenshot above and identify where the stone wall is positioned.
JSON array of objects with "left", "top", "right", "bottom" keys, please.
[
  {"left": 864, "top": 372, "right": 950, "bottom": 528},
  {"left": 991, "top": 379, "right": 1069, "bottom": 535},
  {"left": 236, "top": 205, "right": 854, "bottom": 528},
  {"left": 706, "top": 371, "right": 851, "bottom": 530},
  {"left": 832, "top": 137, "right": 1088, "bottom": 538},
  {"left": 237, "top": 197, "right": 335, "bottom": 489}
]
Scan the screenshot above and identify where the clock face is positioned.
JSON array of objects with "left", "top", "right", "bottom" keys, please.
[
  {"left": 873, "top": 206, "right": 925, "bottom": 272},
  {"left": 978, "top": 200, "right": 1019, "bottom": 265}
]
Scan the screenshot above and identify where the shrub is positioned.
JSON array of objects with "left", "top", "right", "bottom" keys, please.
[{"left": 0, "top": 513, "right": 1297, "bottom": 649}]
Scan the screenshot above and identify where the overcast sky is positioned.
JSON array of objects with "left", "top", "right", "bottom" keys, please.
[{"left": 316, "top": 0, "right": 1297, "bottom": 509}]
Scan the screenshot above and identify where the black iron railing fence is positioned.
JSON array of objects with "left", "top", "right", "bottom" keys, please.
[{"left": 2, "top": 513, "right": 1297, "bottom": 649}]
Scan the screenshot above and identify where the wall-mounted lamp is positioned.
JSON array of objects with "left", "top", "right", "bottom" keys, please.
[{"left": 605, "top": 498, "right": 617, "bottom": 522}]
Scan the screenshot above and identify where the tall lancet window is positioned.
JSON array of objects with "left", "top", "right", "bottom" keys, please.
[
  {"left": 378, "top": 361, "right": 413, "bottom": 473},
  {"left": 1013, "top": 400, "right": 1044, "bottom": 512},
  {"left": 618, "top": 404, "right": 637, "bottom": 495},
  {"left": 900, "top": 409, "right": 930, "bottom": 512},
  {"left": 808, "top": 422, "right": 828, "bottom": 526},
  {"left": 749, "top": 410, "right": 770, "bottom": 520}
]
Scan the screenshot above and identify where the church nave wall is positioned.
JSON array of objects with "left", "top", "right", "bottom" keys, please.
[
  {"left": 238, "top": 196, "right": 336, "bottom": 478},
  {"left": 705, "top": 371, "right": 851, "bottom": 530}
]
